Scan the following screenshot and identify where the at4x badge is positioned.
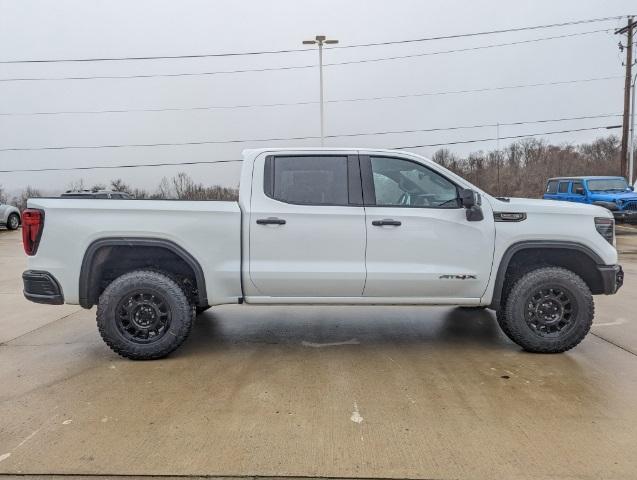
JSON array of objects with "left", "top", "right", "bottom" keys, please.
[{"left": 439, "top": 274, "right": 477, "bottom": 280}]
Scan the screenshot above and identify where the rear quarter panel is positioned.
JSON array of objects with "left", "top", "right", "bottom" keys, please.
[{"left": 26, "top": 199, "right": 242, "bottom": 305}]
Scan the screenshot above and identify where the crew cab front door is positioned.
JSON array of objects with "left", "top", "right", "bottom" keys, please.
[
  {"left": 248, "top": 153, "right": 367, "bottom": 297},
  {"left": 361, "top": 155, "right": 495, "bottom": 300}
]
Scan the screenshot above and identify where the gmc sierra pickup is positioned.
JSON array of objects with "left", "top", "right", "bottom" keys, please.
[{"left": 22, "top": 148, "right": 623, "bottom": 359}]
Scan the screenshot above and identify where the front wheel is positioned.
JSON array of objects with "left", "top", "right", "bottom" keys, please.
[
  {"left": 498, "top": 267, "right": 593, "bottom": 353},
  {"left": 97, "top": 270, "right": 194, "bottom": 360},
  {"left": 7, "top": 213, "right": 19, "bottom": 230}
]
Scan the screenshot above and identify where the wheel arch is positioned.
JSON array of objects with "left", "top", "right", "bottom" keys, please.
[
  {"left": 489, "top": 241, "right": 604, "bottom": 309},
  {"left": 79, "top": 237, "right": 208, "bottom": 309},
  {"left": 6, "top": 209, "right": 21, "bottom": 226}
]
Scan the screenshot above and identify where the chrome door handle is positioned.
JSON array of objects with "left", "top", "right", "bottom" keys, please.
[
  {"left": 256, "top": 217, "right": 286, "bottom": 225},
  {"left": 372, "top": 219, "right": 401, "bottom": 226}
]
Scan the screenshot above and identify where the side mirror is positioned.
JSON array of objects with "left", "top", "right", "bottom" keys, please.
[
  {"left": 460, "top": 189, "right": 484, "bottom": 222},
  {"left": 460, "top": 189, "right": 478, "bottom": 208},
  {"left": 575, "top": 187, "right": 585, "bottom": 195}
]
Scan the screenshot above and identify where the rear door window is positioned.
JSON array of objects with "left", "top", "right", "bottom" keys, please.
[
  {"left": 558, "top": 182, "right": 570, "bottom": 194},
  {"left": 266, "top": 156, "right": 349, "bottom": 206}
]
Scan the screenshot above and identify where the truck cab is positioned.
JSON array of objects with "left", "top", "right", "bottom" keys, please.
[{"left": 544, "top": 176, "right": 637, "bottom": 223}]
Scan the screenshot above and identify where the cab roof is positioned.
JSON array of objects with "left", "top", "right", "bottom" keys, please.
[{"left": 547, "top": 176, "right": 626, "bottom": 182}]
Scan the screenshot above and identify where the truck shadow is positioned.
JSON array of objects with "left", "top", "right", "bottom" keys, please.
[{"left": 179, "top": 305, "right": 512, "bottom": 357}]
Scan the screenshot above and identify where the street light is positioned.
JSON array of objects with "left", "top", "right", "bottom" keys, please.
[{"left": 302, "top": 35, "right": 339, "bottom": 146}]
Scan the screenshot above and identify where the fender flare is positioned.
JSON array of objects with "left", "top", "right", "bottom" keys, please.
[
  {"left": 79, "top": 237, "right": 208, "bottom": 308},
  {"left": 489, "top": 240, "right": 603, "bottom": 308}
]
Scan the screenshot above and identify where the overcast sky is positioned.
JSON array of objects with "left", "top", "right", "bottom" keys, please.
[{"left": 0, "top": 0, "right": 634, "bottom": 195}]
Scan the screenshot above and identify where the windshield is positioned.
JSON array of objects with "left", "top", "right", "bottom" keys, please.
[{"left": 587, "top": 179, "right": 629, "bottom": 192}]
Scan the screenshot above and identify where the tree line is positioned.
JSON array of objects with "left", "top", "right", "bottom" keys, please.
[
  {"left": 1, "top": 134, "right": 629, "bottom": 211},
  {"left": 433, "top": 135, "right": 624, "bottom": 197},
  {"left": 2, "top": 172, "right": 240, "bottom": 211}
]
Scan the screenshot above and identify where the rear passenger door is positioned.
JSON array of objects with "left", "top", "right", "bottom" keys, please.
[
  {"left": 556, "top": 181, "right": 571, "bottom": 202},
  {"left": 248, "top": 153, "right": 367, "bottom": 298}
]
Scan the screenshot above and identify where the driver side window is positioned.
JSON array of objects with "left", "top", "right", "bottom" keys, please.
[{"left": 370, "top": 156, "right": 460, "bottom": 208}]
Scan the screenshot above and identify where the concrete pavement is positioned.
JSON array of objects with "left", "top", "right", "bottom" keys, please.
[{"left": 1, "top": 228, "right": 636, "bottom": 480}]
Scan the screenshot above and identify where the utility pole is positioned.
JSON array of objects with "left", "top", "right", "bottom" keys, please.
[
  {"left": 496, "top": 122, "right": 501, "bottom": 196},
  {"left": 302, "top": 35, "right": 339, "bottom": 146},
  {"left": 616, "top": 16, "right": 635, "bottom": 179},
  {"left": 630, "top": 71, "right": 636, "bottom": 185}
]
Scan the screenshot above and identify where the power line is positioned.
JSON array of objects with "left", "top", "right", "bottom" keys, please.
[
  {"left": 0, "top": 48, "right": 313, "bottom": 65},
  {"left": 0, "top": 134, "right": 318, "bottom": 152},
  {"left": 395, "top": 126, "right": 615, "bottom": 149},
  {"left": 325, "top": 29, "right": 611, "bottom": 68},
  {"left": 0, "top": 15, "right": 627, "bottom": 64},
  {"left": 327, "top": 114, "right": 621, "bottom": 139},
  {"left": 0, "top": 29, "right": 611, "bottom": 82},
  {"left": 0, "top": 159, "right": 243, "bottom": 174},
  {"left": 0, "top": 125, "right": 618, "bottom": 174},
  {"left": 333, "top": 15, "right": 628, "bottom": 49},
  {"left": 329, "top": 75, "right": 623, "bottom": 105},
  {"left": 0, "top": 75, "right": 622, "bottom": 116},
  {"left": 0, "top": 114, "right": 620, "bottom": 153}
]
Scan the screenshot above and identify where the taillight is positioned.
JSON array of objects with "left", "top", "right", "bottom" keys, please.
[
  {"left": 594, "top": 217, "right": 614, "bottom": 245},
  {"left": 22, "top": 209, "right": 45, "bottom": 256}
]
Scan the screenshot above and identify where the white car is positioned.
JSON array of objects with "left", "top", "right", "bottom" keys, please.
[
  {"left": 21, "top": 148, "right": 623, "bottom": 359},
  {"left": 0, "top": 202, "right": 20, "bottom": 230}
]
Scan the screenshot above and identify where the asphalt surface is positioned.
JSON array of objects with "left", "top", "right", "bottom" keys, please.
[{"left": 1, "top": 228, "right": 636, "bottom": 480}]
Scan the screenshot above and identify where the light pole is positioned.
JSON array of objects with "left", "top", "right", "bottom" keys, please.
[
  {"left": 629, "top": 71, "right": 637, "bottom": 186},
  {"left": 302, "top": 35, "right": 339, "bottom": 146}
]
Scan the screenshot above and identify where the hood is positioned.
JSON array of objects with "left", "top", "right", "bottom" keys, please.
[
  {"left": 588, "top": 191, "right": 637, "bottom": 202},
  {"left": 488, "top": 197, "right": 611, "bottom": 217}
]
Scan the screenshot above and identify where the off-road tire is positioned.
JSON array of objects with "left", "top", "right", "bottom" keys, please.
[
  {"left": 97, "top": 270, "right": 194, "bottom": 360},
  {"left": 496, "top": 308, "right": 515, "bottom": 342},
  {"left": 499, "top": 267, "right": 594, "bottom": 353},
  {"left": 7, "top": 213, "right": 19, "bottom": 230}
]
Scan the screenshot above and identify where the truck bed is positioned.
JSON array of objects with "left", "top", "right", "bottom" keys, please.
[{"left": 27, "top": 198, "right": 243, "bottom": 306}]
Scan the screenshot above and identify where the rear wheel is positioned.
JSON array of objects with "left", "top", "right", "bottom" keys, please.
[
  {"left": 97, "top": 270, "right": 194, "bottom": 360},
  {"left": 7, "top": 213, "right": 19, "bottom": 230},
  {"left": 498, "top": 267, "right": 593, "bottom": 353}
]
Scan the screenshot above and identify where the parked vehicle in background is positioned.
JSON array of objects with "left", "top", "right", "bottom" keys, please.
[
  {"left": 22, "top": 148, "right": 623, "bottom": 360},
  {"left": 61, "top": 190, "right": 132, "bottom": 199},
  {"left": 0, "top": 202, "right": 21, "bottom": 230},
  {"left": 544, "top": 176, "right": 637, "bottom": 223}
]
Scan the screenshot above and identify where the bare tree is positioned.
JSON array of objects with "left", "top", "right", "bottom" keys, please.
[
  {"left": 431, "top": 135, "right": 621, "bottom": 198},
  {"left": 130, "top": 188, "right": 150, "bottom": 199},
  {"left": 171, "top": 172, "right": 193, "bottom": 199},
  {"left": 11, "top": 186, "right": 42, "bottom": 211},
  {"left": 156, "top": 177, "right": 172, "bottom": 199},
  {"left": 110, "top": 178, "right": 132, "bottom": 193},
  {"left": 0, "top": 185, "right": 7, "bottom": 204},
  {"left": 66, "top": 178, "right": 86, "bottom": 192}
]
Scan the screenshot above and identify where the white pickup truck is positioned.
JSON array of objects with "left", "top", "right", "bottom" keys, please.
[{"left": 22, "top": 148, "right": 623, "bottom": 359}]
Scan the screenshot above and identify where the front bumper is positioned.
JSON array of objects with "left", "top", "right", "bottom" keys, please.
[
  {"left": 613, "top": 210, "right": 637, "bottom": 223},
  {"left": 597, "top": 264, "right": 624, "bottom": 295},
  {"left": 23, "top": 270, "right": 64, "bottom": 305}
]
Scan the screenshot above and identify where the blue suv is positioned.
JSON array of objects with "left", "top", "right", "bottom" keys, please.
[{"left": 544, "top": 176, "right": 637, "bottom": 223}]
